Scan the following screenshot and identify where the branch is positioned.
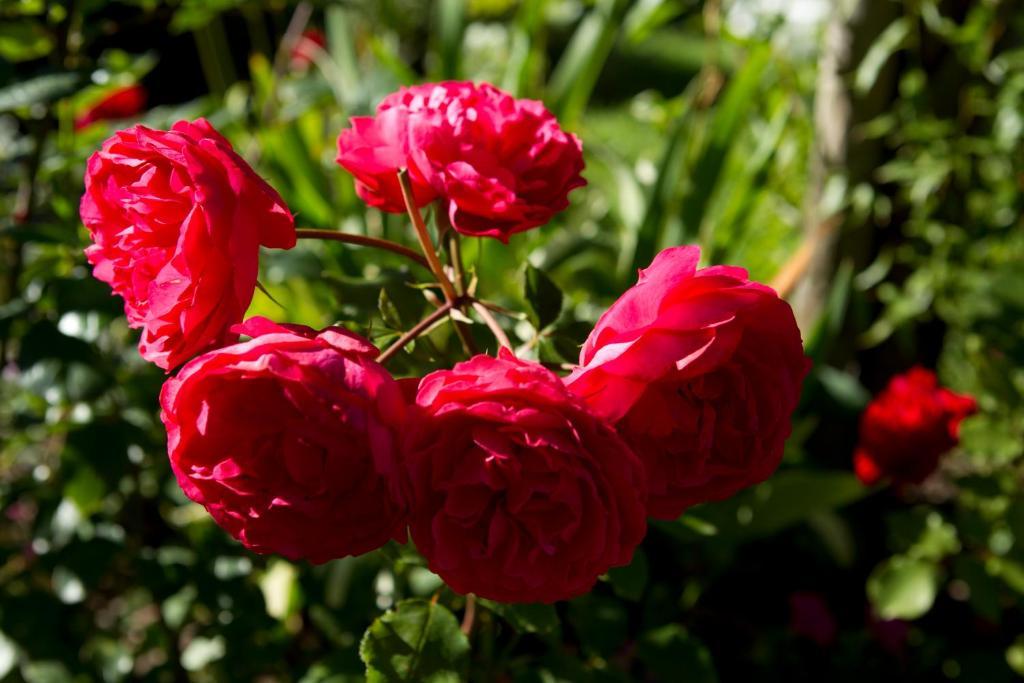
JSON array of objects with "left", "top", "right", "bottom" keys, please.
[
  {"left": 295, "top": 229, "right": 429, "bottom": 269},
  {"left": 376, "top": 301, "right": 457, "bottom": 365},
  {"left": 472, "top": 301, "right": 513, "bottom": 350}
]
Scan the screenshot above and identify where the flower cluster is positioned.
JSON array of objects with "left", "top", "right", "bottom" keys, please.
[{"left": 81, "top": 81, "right": 811, "bottom": 603}]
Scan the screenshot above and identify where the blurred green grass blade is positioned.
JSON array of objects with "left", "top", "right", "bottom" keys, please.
[
  {"left": 804, "top": 259, "right": 854, "bottom": 365},
  {"left": 325, "top": 5, "right": 362, "bottom": 110},
  {"left": 623, "top": 83, "right": 699, "bottom": 277},
  {"left": 678, "top": 46, "right": 771, "bottom": 247},
  {"left": 368, "top": 34, "right": 418, "bottom": 87},
  {"left": 434, "top": 0, "right": 465, "bottom": 80},
  {"left": 623, "top": 0, "right": 688, "bottom": 45},
  {"left": 547, "top": 0, "right": 630, "bottom": 125},
  {"left": 706, "top": 98, "right": 791, "bottom": 262},
  {"left": 855, "top": 17, "right": 911, "bottom": 95},
  {"left": 502, "top": 0, "right": 549, "bottom": 96},
  {"left": 262, "top": 122, "right": 334, "bottom": 227}
]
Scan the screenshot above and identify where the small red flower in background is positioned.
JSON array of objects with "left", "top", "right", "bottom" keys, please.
[
  {"left": 336, "top": 81, "right": 586, "bottom": 242},
  {"left": 290, "top": 28, "right": 326, "bottom": 70},
  {"left": 402, "top": 350, "right": 647, "bottom": 603},
  {"left": 854, "top": 367, "right": 977, "bottom": 486},
  {"left": 161, "top": 317, "right": 409, "bottom": 564},
  {"left": 565, "top": 245, "right": 810, "bottom": 520},
  {"left": 74, "top": 84, "right": 147, "bottom": 130},
  {"left": 80, "top": 118, "right": 295, "bottom": 370}
]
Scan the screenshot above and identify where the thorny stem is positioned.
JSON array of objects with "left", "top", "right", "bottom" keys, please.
[
  {"left": 295, "top": 229, "right": 429, "bottom": 270},
  {"left": 376, "top": 301, "right": 459, "bottom": 365}
]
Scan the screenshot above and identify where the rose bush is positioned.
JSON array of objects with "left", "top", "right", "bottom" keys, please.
[
  {"left": 336, "top": 81, "right": 585, "bottom": 241},
  {"left": 160, "top": 317, "right": 408, "bottom": 563},
  {"left": 854, "top": 367, "right": 977, "bottom": 485},
  {"left": 402, "top": 350, "right": 648, "bottom": 603},
  {"left": 80, "top": 118, "right": 295, "bottom": 369},
  {"left": 566, "top": 245, "right": 810, "bottom": 520}
]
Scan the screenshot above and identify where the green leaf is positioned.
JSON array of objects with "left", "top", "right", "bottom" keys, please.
[
  {"left": 567, "top": 595, "right": 628, "bottom": 656},
  {"left": 260, "top": 559, "right": 301, "bottom": 621},
  {"left": 521, "top": 264, "right": 564, "bottom": 330},
  {"left": 667, "top": 470, "right": 869, "bottom": 542},
  {"left": 0, "top": 631, "right": 16, "bottom": 679},
  {"left": 1007, "top": 636, "right": 1024, "bottom": 677},
  {"left": 867, "top": 555, "right": 940, "bottom": 620},
  {"left": 816, "top": 366, "right": 871, "bottom": 412},
  {"left": 637, "top": 624, "right": 717, "bottom": 683},
  {"left": 606, "top": 547, "right": 648, "bottom": 601},
  {"left": 359, "top": 599, "right": 470, "bottom": 683},
  {"left": 480, "top": 600, "right": 560, "bottom": 637}
]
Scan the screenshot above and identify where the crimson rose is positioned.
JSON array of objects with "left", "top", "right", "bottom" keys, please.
[
  {"left": 403, "top": 350, "right": 647, "bottom": 603},
  {"left": 160, "top": 317, "right": 408, "bottom": 564},
  {"left": 854, "top": 367, "right": 977, "bottom": 485},
  {"left": 336, "top": 81, "right": 585, "bottom": 241},
  {"left": 80, "top": 119, "right": 295, "bottom": 370},
  {"left": 566, "top": 246, "right": 810, "bottom": 520}
]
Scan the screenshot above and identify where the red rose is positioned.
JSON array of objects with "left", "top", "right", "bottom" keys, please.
[
  {"left": 160, "top": 317, "right": 408, "bottom": 564},
  {"left": 80, "top": 119, "right": 295, "bottom": 370},
  {"left": 336, "top": 81, "right": 586, "bottom": 241},
  {"left": 565, "top": 246, "right": 810, "bottom": 520},
  {"left": 854, "top": 367, "right": 977, "bottom": 485},
  {"left": 403, "top": 350, "right": 647, "bottom": 603},
  {"left": 74, "top": 84, "right": 147, "bottom": 130}
]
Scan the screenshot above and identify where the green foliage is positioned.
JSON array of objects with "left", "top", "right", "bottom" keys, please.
[{"left": 1, "top": 0, "right": 1022, "bottom": 680}]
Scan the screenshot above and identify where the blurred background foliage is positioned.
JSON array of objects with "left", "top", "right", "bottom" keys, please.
[{"left": 1, "top": 0, "right": 1023, "bottom": 680}]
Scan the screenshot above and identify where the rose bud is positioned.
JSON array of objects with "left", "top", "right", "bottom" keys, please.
[
  {"left": 403, "top": 350, "right": 647, "bottom": 603},
  {"left": 80, "top": 119, "right": 295, "bottom": 370},
  {"left": 290, "top": 28, "right": 326, "bottom": 71},
  {"left": 854, "top": 367, "right": 977, "bottom": 486},
  {"left": 160, "top": 317, "right": 408, "bottom": 564},
  {"left": 565, "top": 245, "right": 810, "bottom": 520},
  {"left": 74, "top": 84, "right": 148, "bottom": 130},
  {"left": 336, "top": 81, "right": 586, "bottom": 242}
]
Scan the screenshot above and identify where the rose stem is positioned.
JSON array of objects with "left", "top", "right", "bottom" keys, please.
[
  {"left": 438, "top": 208, "right": 512, "bottom": 351},
  {"left": 396, "top": 169, "right": 477, "bottom": 356},
  {"left": 376, "top": 301, "right": 456, "bottom": 365},
  {"left": 295, "top": 229, "right": 429, "bottom": 270},
  {"left": 396, "top": 170, "right": 459, "bottom": 302},
  {"left": 472, "top": 301, "right": 513, "bottom": 350},
  {"left": 460, "top": 594, "right": 477, "bottom": 636}
]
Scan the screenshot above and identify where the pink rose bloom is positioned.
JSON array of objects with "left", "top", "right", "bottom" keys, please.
[
  {"left": 160, "top": 317, "right": 408, "bottom": 564},
  {"left": 403, "top": 350, "right": 647, "bottom": 603},
  {"left": 80, "top": 119, "right": 295, "bottom": 370},
  {"left": 336, "top": 81, "right": 586, "bottom": 241},
  {"left": 854, "top": 367, "right": 977, "bottom": 486},
  {"left": 566, "top": 246, "right": 810, "bottom": 520}
]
